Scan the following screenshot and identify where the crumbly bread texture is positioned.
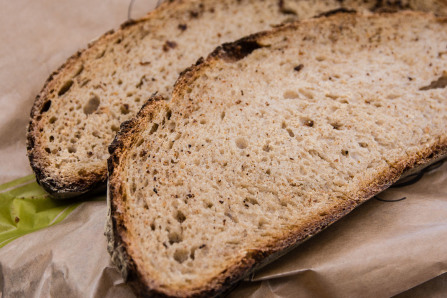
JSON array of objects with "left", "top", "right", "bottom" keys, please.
[
  {"left": 27, "top": 0, "right": 447, "bottom": 198},
  {"left": 107, "top": 11, "right": 447, "bottom": 297}
]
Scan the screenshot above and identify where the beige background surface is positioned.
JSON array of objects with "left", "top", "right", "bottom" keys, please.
[{"left": 1, "top": 1, "right": 447, "bottom": 297}]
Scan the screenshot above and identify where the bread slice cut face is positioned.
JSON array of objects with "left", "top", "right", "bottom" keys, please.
[
  {"left": 26, "top": 0, "right": 447, "bottom": 198},
  {"left": 107, "top": 12, "right": 447, "bottom": 297}
]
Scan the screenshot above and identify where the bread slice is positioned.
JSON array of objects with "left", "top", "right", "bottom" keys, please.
[
  {"left": 26, "top": 0, "right": 447, "bottom": 198},
  {"left": 107, "top": 11, "right": 447, "bottom": 297}
]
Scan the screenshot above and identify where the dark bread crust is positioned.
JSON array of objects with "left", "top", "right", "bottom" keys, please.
[
  {"left": 107, "top": 12, "right": 447, "bottom": 297},
  {"left": 107, "top": 95, "right": 166, "bottom": 296}
]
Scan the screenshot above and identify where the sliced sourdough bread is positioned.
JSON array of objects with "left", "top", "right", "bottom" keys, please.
[
  {"left": 27, "top": 0, "right": 447, "bottom": 198},
  {"left": 107, "top": 11, "right": 447, "bottom": 297}
]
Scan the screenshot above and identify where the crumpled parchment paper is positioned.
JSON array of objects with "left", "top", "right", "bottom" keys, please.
[{"left": 0, "top": 1, "right": 446, "bottom": 297}]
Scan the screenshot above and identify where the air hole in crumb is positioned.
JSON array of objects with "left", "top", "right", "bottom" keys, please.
[
  {"left": 302, "top": 119, "right": 314, "bottom": 127},
  {"left": 235, "top": 137, "right": 248, "bottom": 149},
  {"left": 166, "top": 109, "right": 172, "bottom": 120},
  {"left": 281, "top": 121, "right": 287, "bottom": 129},
  {"left": 341, "top": 150, "right": 349, "bottom": 156},
  {"left": 45, "top": 148, "right": 51, "bottom": 153},
  {"left": 40, "top": 101, "right": 52, "bottom": 113},
  {"left": 331, "top": 122, "right": 341, "bottom": 130},
  {"left": 111, "top": 125, "right": 119, "bottom": 132},
  {"left": 221, "top": 112, "right": 226, "bottom": 119},
  {"left": 178, "top": 23, "right": 187, "bottom": 31},
  {"left": 120, "top": 104, "right": 130, "bottom": 115},
  {"left": 286, "top": 129, "right": 294, "bottom": 137},
  {"left": 49, "top": 116, "right": 57, "bottom": 124},
  {"left": 58, "top": 80, "right": 73, "bottom": 96},
  {"left": 168, "top": 232, "right": 182, "bottom": 245},
  {"left": 299, "top": 89, "right": 314, "bottom": 99},
  {"left": 294, "top": 64, "right": 304, "bottom": 72},
  {"left": 246, "top": 197, "right": 259, "bottom": 205},
  {"left": 150, "top": 222, "right": 156, "bottom": 231},
  {"left": 190, "top": 247, "right": 196, "bottom": 260},
  {"left": 266, "top": 169, "right": 271, "bottom": 175},
  {"left": 150, "top": 123, "right": 159, "bottom": 134},
  {"left": 387, "top": 94, "right": 400, "bottom": 100},
  {"left": 68, "top": 146, "right": 77, "bottom": 153},
  {"left": 84, "top": 95, "right": 100, "bottom": 115},
  {"left": 200, "top": 119, "right": 206, "bottom": 125},
  {"left": 258, "top": 218, "right": 268, "bottom": 228},
  {"left": 420, "top": 73, "right": 447, "bottom": 90},
  {"left": 174, "top": 249, "right": 188, "bottom": 263},
  {"left": 73, "top": 64, "right": 84, "bottom": 77},
  {"left": 283, "top": 90, "right": 299, "bottom": 99},
  {"left": 359, "top": 142, "right": 368, "bottom": 148},
  {"left": 176, "top": 211, "right": 186, "bottom": 223},
  {"left": 49, "top": 136, "right": 54, "bottom": 142},
  {"left": 326, "top": 94, "right": 338, "bottom": 100},
  {"left": 262, "top": 144, "right": 271, "bottom": 152},
  {"left": 96, "top": 49, "right": 106, "bottom": 59},
  {"left": 225, "top": 212, "right": 238, "bottom": 223}
]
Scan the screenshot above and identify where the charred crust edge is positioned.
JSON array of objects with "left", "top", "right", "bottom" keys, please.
[
  {"left": 371, "top": 0, "right": 411, "bottom": 13},
  {"left": 173, "top": 33, "right": 270, "bottom": 97},
  {"left": 213, "top": 35, "right": 267, "bottom": 62},
  {"left": 315, "top": 8, "right": 357, "bottom": 18}
]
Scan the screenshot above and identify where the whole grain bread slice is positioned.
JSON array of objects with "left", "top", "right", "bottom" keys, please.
[
  {"left": 26, "top": 0, "right": 447, "bottom": 198},
  {"left": 107, "top": 11, "right": 447, "bottom": 297}
]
